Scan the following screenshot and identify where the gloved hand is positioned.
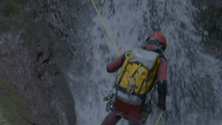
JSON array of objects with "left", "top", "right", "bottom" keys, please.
[
  {"left": 157, "top": 80, "right": 167, "bottom": 111},
  {"left": 157, "top": 102, "right": 166, "bottom": 111}
]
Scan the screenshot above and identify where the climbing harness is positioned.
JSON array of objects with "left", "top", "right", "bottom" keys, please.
[{"left": 90, "top": 0, "right": 164, "bottom": 124}]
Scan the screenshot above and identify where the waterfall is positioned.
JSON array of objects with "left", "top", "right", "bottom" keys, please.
[{"left": 68, "top": 0, "right": 222, "bottom": 125}]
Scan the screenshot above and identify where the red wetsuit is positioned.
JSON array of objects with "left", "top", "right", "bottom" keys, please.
[{"left": 101, "top": 44, "right": 168, "bottom": 125}]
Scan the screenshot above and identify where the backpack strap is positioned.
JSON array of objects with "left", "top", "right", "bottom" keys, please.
[
  {"left": 127, "top": 63, "right": 142, "bottom": 94},
  {"left": 137, "top": 68, "right": 152, "bottom": 97},
  {"left": 115, "top": 47, "right": 136, "bottom": 96},
  {"left": 116, "top": 47, "right": 136, "bottom": 85}
]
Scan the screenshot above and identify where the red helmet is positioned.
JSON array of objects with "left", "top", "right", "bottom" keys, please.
[{"left": 146, "top": 32, "right": 167, "bottom": 51}]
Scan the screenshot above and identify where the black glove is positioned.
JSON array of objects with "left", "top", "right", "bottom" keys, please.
[
  {"left": 157, "top": 102, "right": 166, "bottom": 111},
  {"left": 157, "top": 80, "right": 167, "bottom": 111}
]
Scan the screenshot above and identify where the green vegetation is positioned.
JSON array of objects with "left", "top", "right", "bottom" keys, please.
[
  {"left": 0, "top": 0, "right": 32, "bottom": 35},
  {"left": 1, "top": 2, "right": 20, "bottom": 17},
  {"left": 0, "top": 78, "right": 31, "bottom": 125},
  {"left": 19, "top": 32, "right": 33, "bottom": 47},
  {"left": 14, "top": 0, "right": 30, "bottom": 5},
  {"left": 0, "top": 112, "right": 11, "bottom": 125},
  {"left": 0, "top": 0, "right": 30, "bottom": 17},
  {"left": 1, "top": 0, "right": 30, "bottom": 5},
  {"left": 0, "top": 20, "right": 11, "bottom": 34}
]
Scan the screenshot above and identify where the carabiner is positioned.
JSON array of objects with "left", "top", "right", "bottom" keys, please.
[{"left": 127, "top": 75, "right": 136, "bottom": 94}]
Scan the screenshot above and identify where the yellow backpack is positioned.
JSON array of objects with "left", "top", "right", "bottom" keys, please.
[{"left": 115, "top": 47, "right": 160, "bottom": 98}]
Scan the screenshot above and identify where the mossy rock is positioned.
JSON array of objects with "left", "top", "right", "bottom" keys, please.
[
  {"left": 193, "top": 2, "right": 222, "bottom": 51},
  {"left": 0, "top": 19, "right": 11, "bottom": 34},
  {"left": 0, "top": 112, "right": 11, "bottom": 125},
  {"left": 1, "top": 0, "right": 30, "bottom": 5},
  {"left": 14, "top": 0, "right": 30, "bottom": 5},
  {"left": 0, "top": 78, "right": 33, "bottom": 125},
  {"left": 0, "top": 0, "right": 31, "bottom": 17},
  {"left": 1, "top": 2, "right": 20, "bottom": 17}
]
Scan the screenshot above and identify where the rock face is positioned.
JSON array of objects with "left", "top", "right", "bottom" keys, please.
[
  {"left": 0, "top": 0, "right": 78, "bottom": 125},
  {"left": 192, "top": 0, "right": 222, "bottom": 59}
]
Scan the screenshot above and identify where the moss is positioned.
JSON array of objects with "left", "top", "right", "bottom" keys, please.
[
  {"left": 0, "top": 78, "right": 31, "bottom": 125},
  {"left": 14, "top": 0, "right": 30, "bottom": 5},
  {"left": 9, "top": 64, "right": 17, "bottom": 67},
  {"left": 29, "top": 0, "right": 40, "bottom": 7},
  {"left": 0, "top": 0, "right": 32, "bottom": 33},
  {"left": 0, "top": 112, "right": 11, "bottom": 125},
  {"left": 0, "top": 53, "right": 9, "bottom": 58},
  {"left": 1, "top": 0, "right": 31, "bottom": 17},
  {"left": 20, "top": 32, "right": 31, "bottom": 41},
  {"left": 0, "top": 20, "right": 11, "bottom": 34},
  {"left": 1, "top": 2, "right": 20, "bottom": 17},
  {"left": 1, "top": 0, "right": 30, "bottom": 5}
]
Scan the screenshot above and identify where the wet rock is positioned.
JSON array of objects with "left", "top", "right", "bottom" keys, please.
[
  {"left": 192, "top": 0, "right": 222, "bottom": 60},
  {"left": 36, "top": 52, "right": 44, "bottom": 61},
  {"left": 0, "top": 0, "right": 77, "bottom": 125}
]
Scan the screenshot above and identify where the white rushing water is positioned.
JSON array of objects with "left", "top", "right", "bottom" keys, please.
[{"left": 68, "top": 0, "right": 222, "bottom": 125}]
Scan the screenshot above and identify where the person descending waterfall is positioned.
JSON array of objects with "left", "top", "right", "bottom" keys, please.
[{"left": 101, "top": 32, "right": 168, "bottom": 125}]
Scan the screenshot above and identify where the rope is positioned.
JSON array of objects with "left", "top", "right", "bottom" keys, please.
[
  {"left": 155, "top": 110, "right": 164, "bottom": 125},
  {"left": 90, "top": 0, "right": 120, "bottom": 56}
]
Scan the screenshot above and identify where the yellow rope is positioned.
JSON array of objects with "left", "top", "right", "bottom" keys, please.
[
  {"left": 91, "top": 0, "right": 120, "bottom": 56},
  {"left": 155, "top": 110, "right": 164, "bottom": 125}
]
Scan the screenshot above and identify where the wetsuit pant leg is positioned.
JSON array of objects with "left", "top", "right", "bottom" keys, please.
[
  {"left": 128, "top": 119, "right": 147, "bottom": 125},
  {"left": 101, "top": 113, "right": 122, "bottom": 125}
]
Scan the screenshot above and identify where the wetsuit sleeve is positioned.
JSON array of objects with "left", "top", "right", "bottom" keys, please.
[
  {"left": 156, "top": 57, "right": 168, "bottom": 104},
  {"left": 107, "top": 53, "right": 127, "bottom": 73}
]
